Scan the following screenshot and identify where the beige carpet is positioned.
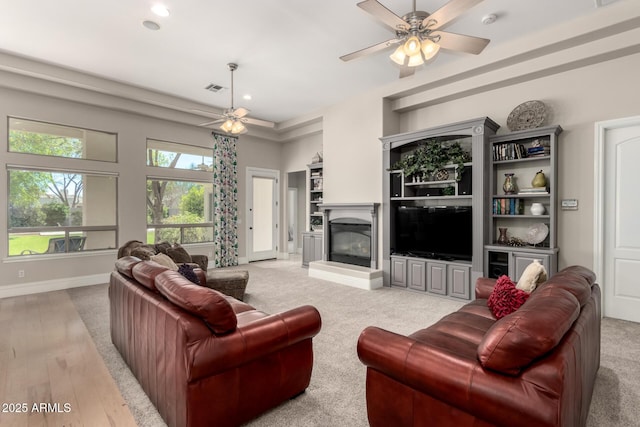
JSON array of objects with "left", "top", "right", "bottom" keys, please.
[{"left": 68, "top": 257, "right": 640, "bottom": 426}]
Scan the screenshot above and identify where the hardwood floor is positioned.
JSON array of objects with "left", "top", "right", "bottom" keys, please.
[{"left": 0, "top": 290, "right": 137, "bottom": 427}]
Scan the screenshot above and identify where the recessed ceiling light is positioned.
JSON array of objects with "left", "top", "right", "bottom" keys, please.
[
  {"left": 151, "top": 4, "right": 170, "bottom": 17},
  {"left": 243, "top": 94, "right": 252, "bottom": 101},
  {"left": 143, "top": 20, "right": 161, "bottom": 30}
]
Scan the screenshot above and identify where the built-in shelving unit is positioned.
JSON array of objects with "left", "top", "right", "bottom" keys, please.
[
  {"left": 381, "top": 117, "right": 499, "bottom": 300},
  {"left": 308, "top": 163, "right": 323, "bottom": 231},
  {"left": 303, "top": 162, "right": 324, "bottom": 267},
  {"left": 485, "top": 125, "right": 562, "bottom": 281}
]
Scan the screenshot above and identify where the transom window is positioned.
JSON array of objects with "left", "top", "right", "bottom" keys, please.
[
  {"left": 147, "top": 138, "right": 213, "bottom": 171},
  {"left": 8, "top": 117, "right": 117, "bottom": 162}
]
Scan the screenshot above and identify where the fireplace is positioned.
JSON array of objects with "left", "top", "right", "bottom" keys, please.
[
  {"left": 329, "top": 218, "right": 371, "bottom": 267},
  {"left": 308, "top": 203, "right": 381, "bottom": 290}
]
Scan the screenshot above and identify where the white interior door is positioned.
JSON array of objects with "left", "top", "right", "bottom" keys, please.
[
  {"left": 247, "top": 168, "right": 279, "bottom": 262},
  {"left": 595, "top": 116, "right": 640, "bottom": 322}
]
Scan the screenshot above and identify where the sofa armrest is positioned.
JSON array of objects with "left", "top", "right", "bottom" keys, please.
[
  {"left": 190, "top": 254, "right": 209, "bottom": 271},
  {"left": 357, "top": 326, "right": 560, "bottom": 427},
  {"left": 187, "top": 305, "right": 322, "bottom": 381},
  {"left": 475, "top": 277, "right": 497, "bottom": 299}
]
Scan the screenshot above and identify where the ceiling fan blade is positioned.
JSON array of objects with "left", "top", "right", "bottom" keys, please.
[
  {"left": 191, "top": 109, "right": 225, "bottom": 119},
  {"left": 340, "top": 38, "right": 401, "bottom": 62},
  {"left": 423, "top": 0, "right": 485, "bottom": 30},
  {"left": 199, "top": 119, "right": 225, "bottom": 127},
  {"left": 233, "top": 107, "right": 249, "bottom": 118},
  {"left": 433, "top": 31, "right": 490, "bottom": 54},
  {"left": 399, "top": 66, "right": 416, "bottom": 79},
  {"left": 244, "top": 117, "right": 276, "bottom": 128},
  {"left": 357, "top": 0, "right": 408, "bottom": 31}
]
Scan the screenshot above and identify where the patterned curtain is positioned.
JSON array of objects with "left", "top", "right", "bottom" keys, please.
[{"left": 212, "top": 133, "right": 239, "bottom": 267}]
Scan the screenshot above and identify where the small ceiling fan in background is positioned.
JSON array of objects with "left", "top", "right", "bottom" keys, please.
[
  {"left": 199, "top": 63, "right": 274, "bottom": 134},
  {"left": 340, "top": 0, "right": 490, "bottom": 78}
]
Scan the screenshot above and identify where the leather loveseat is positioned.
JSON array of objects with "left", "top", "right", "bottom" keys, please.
[
  {"left": 358, "top": 266, "right": 601, "bottom": 427},
  {"left": 109, "top": 256, "right": 322, "bottom": 427}
]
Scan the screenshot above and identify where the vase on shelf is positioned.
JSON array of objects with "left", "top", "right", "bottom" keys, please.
[
  {"left": 497, "top": 227, "right": 508, "bottom": 245},
  {"left": 503, "top": 173, "right": 517, "bottom": 195},
  {"left": 530, "top": 202, "right": 545, "bottom": 216}
]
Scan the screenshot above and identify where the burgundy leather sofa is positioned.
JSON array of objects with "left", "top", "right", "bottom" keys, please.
[
  {"left": 109, "top": 256, "right": 322, "bottom": 427},
  {"left": 358, "top": 266, "right": 601, "bottom": 427}
]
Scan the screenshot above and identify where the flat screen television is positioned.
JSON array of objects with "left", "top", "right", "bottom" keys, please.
[{"left": 394, "top": 205, "right": 472, "bottom": 261}]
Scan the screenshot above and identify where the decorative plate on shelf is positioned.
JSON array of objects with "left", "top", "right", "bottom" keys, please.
[
  {"left": 507, "top": 100, "right": 547, "bottom": 131},
  {"left": 526, "top": 222, "right": 549, "bottom": 245}
]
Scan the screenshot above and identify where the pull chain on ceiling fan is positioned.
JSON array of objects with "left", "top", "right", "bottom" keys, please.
[{"left": 340, "top": 0, "right": 490, "bottom": 78}]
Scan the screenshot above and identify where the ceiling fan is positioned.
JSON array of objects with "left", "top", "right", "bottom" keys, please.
[
  {"left": 340, "top": 0, "right": 490, "bottom": 78},
  {"left": 198, "top": 63, "right": 273, "bottom": 134}
]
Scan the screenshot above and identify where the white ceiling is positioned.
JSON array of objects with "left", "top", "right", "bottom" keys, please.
[{"left": 0, "top": 0, "right": 623, "bottom": 125}]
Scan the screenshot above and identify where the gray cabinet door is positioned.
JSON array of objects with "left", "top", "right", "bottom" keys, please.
[
  {"left": 302, "top": 234, "right": 313, "bottom": 266},
  {"left": 408, "top": 259, "right": 426, "bottom": 291},
  {"left": 313, "top": 236, "right": 323, "bottom": 262},
  {"left": 427, "top": 262, "right": 447, "bottom": 295},
  {"left": 512, "top": 253, "right": 550, "bottom": 281},
  {"left": 391, "top": 257, "right": 407, "bottom": 287},
  {"left": 447, "top": 264, "right": 471, "bottom": 299}
]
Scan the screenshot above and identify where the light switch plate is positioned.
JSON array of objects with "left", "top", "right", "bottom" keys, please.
[{"left": 561, "top": 199, "right": 578, "bottom": 210}]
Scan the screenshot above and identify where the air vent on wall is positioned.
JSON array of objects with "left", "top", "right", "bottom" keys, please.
[{"left": 204, "top": 83, "right": 226, "bottom": 93}]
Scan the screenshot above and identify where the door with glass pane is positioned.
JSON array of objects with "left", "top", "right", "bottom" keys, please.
[{"left": 247, "top": 168, "right": 279, "bottom": 261}]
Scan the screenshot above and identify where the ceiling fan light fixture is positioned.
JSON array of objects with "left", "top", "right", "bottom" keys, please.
[
  {"left": 220, "top": 119, "right": 234, "bottom": 133},
  {"left": 389, "top": 45, "right": 407, "bottom": 65},
  {"left": 230, "top": 120, "right": 247, "bottom": 134},
  {"left": 421, "top": 39, "right": 440, "bottom": 61},
  {"left": 403, "top": 36, "right": 422, "bottom": 56},
  {"left": 407, "top": 52, "right": 424, "bottom": 67}
]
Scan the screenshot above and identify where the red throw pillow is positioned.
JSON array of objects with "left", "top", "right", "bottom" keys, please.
[{"left": 487, "top": 275, "right": 531, "bottom": 319}]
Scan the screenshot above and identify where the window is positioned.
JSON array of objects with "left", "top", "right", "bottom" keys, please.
[
  {"left": 7, "top": 118, "right": 118, "bottom": 256},
  {"left": 8, "top": 168, "right": 117, "bottom": 256},
  {"left": 147, "top": 139, "right": 213, "bottom": 171},
  {"left": 8, "top": 117, "right": 117, "bottom": 162},
  {"left": 146, "top": 137, "right": 214, "bottom": 245},
  {"left": 146, "top": 179, "right": 214, "bottom": 244}
]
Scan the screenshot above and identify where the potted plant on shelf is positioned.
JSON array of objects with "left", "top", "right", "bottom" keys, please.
[{"left": 389, "top": 139, "right": 471, "bottom": 182}]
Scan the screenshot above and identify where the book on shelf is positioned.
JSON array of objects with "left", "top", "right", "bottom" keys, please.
[
  {"left": 518, "top": 187, "right": 549, "bottom": 194},
  {"left": 493, "top": 198, "right": 525, "bottom": 215},
  {"left": 493, "top": 143, "right": 527, "bottom": 161}
]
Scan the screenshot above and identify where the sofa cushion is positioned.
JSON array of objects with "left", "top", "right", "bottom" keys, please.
[
  {"left": 516, "top": 260, "right": 547, "bottom": 293},
  {"left": 538, "top": 267, "right": 594, "bottom": 307},
  {"left": 132, "top": 260, "right": 170, "bottom": 291},
  {"left": 155, "top": 270, "right": 237, "bottom": 334},
  {"left": 115, "top": 256, "right": 141, "bottom": 278},
  {"left": 150, "top": 253, "right": 179, "bottom": 271},
  {"left": 487, "top": 275, "right": 530, "bottom": 319},
  {"left": 477, "top": 286, "right": 580, "bottom": 375},
  {"left": 166, "top": 243, "right": 192, "bottom": 264}
]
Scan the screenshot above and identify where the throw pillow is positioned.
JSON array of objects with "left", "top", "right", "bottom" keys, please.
[
  {"left": 166, "top": 243, "right": 192, "bottom": 264},
  {"left": 178, "top": 263, "right": 201, "bottom": 285},
  {"left": 154, "top": 241, "right": 172, "bottom": 255},
  {"left": 516, "top": 260, "right": 548, "bottom": 293},
  {"left": 130, "top": 247, "right": 155, "bottom": 261},
  {"left": 150, "top": 253, "right": 179, "bottom": 271},
  {"left": 487, "top": 275, "right": 531, "bottom": 319}
]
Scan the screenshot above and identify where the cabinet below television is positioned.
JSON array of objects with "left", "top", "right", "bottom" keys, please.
[{"left": 390, "top": 255, "right": 471, "bottom": 300}]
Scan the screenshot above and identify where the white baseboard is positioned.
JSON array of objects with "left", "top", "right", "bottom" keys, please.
[
  {"left": 238, "top": 257, "right": 249, "bottom": 265},
  {"left": 0, "top": 273, "right": 110, "bottom": 299}
]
